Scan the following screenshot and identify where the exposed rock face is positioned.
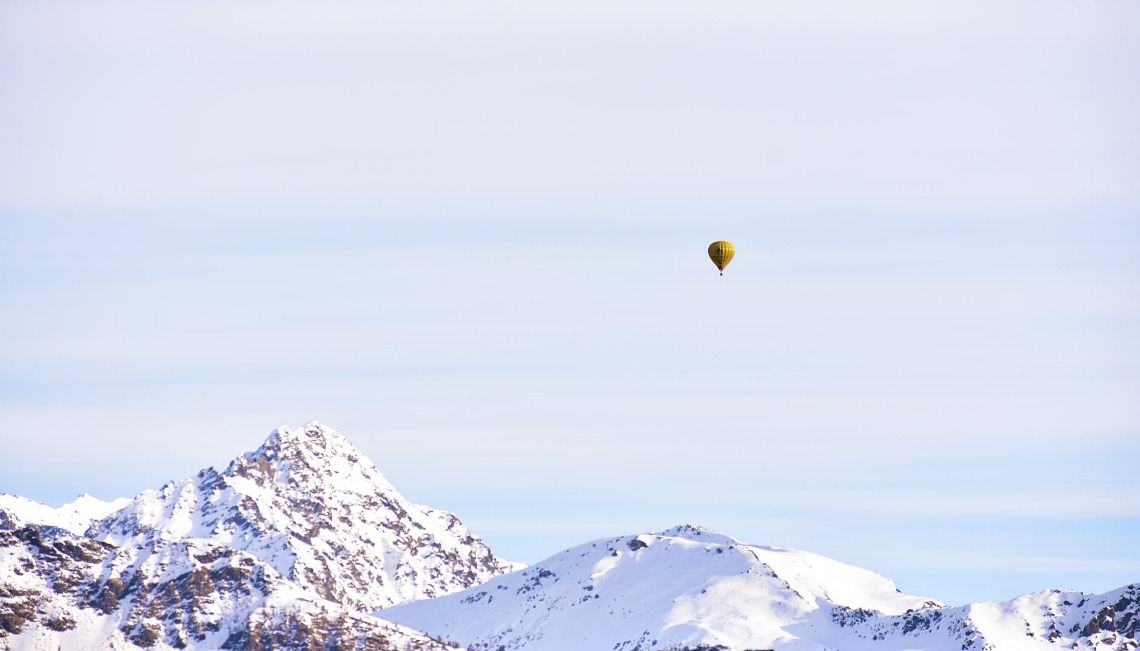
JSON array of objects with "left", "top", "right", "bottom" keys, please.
[
  {"left": 380, "top": 526, "right": 1139, "bottom": 651},
  {"left": 1078, "top": 584, "right": 1139, "bottom": 641},
  {"left": 90, "top": 422, "right": 513, "bottom": 611},
  {"left": 2, "top": 423, "right": 1136, "bottom": 651},
  {"left": 0, "top": 522, "right": 455, "bottom": 650},
  {"left": 1, "top": 422, "right": 510, "bottom": 650},
  {"left": 831, "top": 584, "right": 1140, "bottom": 651}
]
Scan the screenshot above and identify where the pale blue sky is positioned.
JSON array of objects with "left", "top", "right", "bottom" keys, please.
[{"left": 1, "top": 1, "right": 1138, "bottom": 607}]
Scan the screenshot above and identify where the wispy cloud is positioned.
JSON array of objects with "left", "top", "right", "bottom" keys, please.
[{"left": 1, "top": 0, "right": 1137, "bottom": 607}]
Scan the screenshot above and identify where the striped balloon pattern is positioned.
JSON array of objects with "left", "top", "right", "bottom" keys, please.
[{"left": 707, "top": 241, "right": 735, "bottom": 275}]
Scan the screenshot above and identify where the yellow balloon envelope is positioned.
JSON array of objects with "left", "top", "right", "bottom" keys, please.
[{"left": 708, "top": 241, "right": 735, "bottom": 275}]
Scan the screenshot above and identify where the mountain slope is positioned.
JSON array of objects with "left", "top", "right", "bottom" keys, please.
[
  {"left": 3, "top": 422, "right": 1136, "bottom": 651},
  {"left": 380, "top": 525, "right": 1139, "bottom": 651},
  {"left": 829, "top": 583, "right": 1140, "bottom": 651},
  {"left": 380, "top": 524, "right": 942, "bottom": 650},
  {"left": 0, "top": 493, "right": 128, "bottom": 536},
  {"left": 89, "top": 421, "right": 514, "bottom": 611},
  {"left": 0, "top": 522, "right": 456, "bottom": 651},
  {"left": 1, "top": 421, "right": 516, "bottom": 650}
]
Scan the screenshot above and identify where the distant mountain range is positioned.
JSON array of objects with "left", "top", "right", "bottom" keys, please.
[{"left": 1, "top": 422, "right": 1135, "bottom": 650}]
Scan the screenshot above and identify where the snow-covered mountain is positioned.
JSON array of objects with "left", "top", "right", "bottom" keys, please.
[
  {"left": 380, "top": 525, "right": 1139, "bottom": 651},
  {"left": 0, "top": 421, "right": 515, "bottom": 650},
  {"left": 90, "top": 422, "right": 515, "bottom": 611},
  {"left": 0, "top": 524, "right": 452, "bottom": 651},
  {"left": 0, "top": 493, "right": 129, "bottom": 535},
  {"left": 2, "top": 422, "right": 1136, "bottom": 651},
  {"left": 379, "top": 524, "right": 940, "bottom": 650}
]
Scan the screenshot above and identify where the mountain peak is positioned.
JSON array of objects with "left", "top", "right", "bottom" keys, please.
[
  {"left": 659, "top": 523, "right": 741, "bottom": 545},
  {"left": 265, "top": 420, "right": 341, "bottom": 450},
  {"left": 91, "top": 422, "right": 515, "bottom": 610},
  {"left": 259, "top": 420, "right": 361, "bottom": 463},
  {"left": 4, "top": 429, "right": 1136, "bottom": 650},
  {"left": 223, "top": 420, "right": 399, "bottom": 497},
  {"left": 382, "top": 525, "right": 945, "bottom": 651}
]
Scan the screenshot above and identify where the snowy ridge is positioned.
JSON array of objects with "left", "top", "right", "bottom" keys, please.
[
  {"left": 381, "top": 525, "right": 1138, "bottom": 651},
  {"left": 89, "top": 421, "right": 513, "bottom": 611},
  {"left": 829, "top": 583, "right": 1140, "bottom": 651},
  {"left": 0, "top": 493, "right": 128, "bottom": 536},
  {"left": 2, "top": 422, "right": 1136, "bottom": 651},
  {"left": 380, "top": 524, "right": 942, "bottom": 651},
  {"left": 1, "top": 422, "right": 515, "bottom": 650},
  {"left": 0, "top": 523, "right": 456, "bottom": 651}
]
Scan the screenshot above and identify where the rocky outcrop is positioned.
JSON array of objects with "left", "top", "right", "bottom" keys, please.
[
  {"left": 0, "top": 521, "right": 457, "bottom": 650},
  {"left": 1, "top": 422, "right": 508, "bottom": 650},
  {"left": 1079, "top": 584, "right": 1139, "bottom": 640},
  {"left": 89, "top": 422, "right": 515, "bottom": 611},
  {"left": 2, "top": 423, "right": 1135, "bottom": 651},
  {"left": 380, "top": 526, "right": 1138, "bottom": 651}
]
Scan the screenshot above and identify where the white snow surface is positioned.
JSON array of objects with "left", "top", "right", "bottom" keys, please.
[
  {"left": 0, "top": 422, "right": 514, "bottom": 651},
  {"left": 380, "top": 525, "right": 1139, "bottom": 651},
  {"left": 3, "top": 422, "right": 1136, "bottom": 651},
  {"left": 87, "top": 421, "right": 515, "bottom": 610},
  {"left": 0, "top": 492, "right": 127, "bottom": 535},
  {"left": 380, "top": 524, "right": 943, "bottom": 651},
  {"left": 0, "top": 528, "right": 455, "bottom": 651}
]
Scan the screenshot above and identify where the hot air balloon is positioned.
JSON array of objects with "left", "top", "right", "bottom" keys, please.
[{"left": 708, "top": 241, "right": 735, "bottom": 276}]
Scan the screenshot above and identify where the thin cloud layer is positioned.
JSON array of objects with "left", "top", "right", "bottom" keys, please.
[{"left": 1, "top": 1, "right": 1137, "bottom": 609}]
